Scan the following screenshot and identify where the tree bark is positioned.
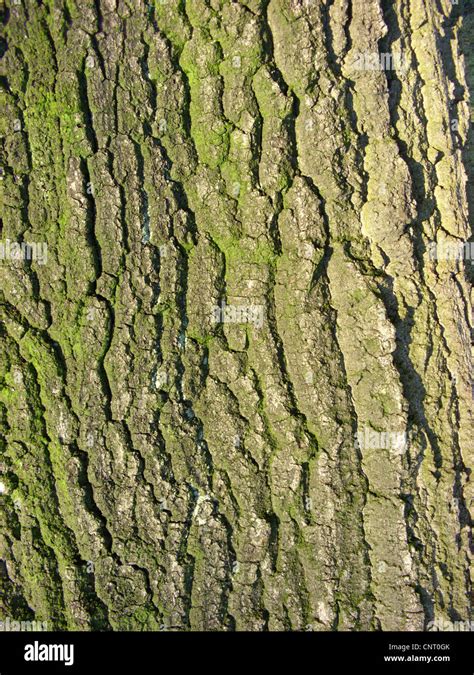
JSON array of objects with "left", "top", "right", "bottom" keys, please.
[{"left": 0, "top": 0, "right": 472, "bottom": 631}]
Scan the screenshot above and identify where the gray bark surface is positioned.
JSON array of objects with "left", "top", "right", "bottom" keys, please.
[{"left": 0, "top": 0, "right": 473, "bottom": 631}]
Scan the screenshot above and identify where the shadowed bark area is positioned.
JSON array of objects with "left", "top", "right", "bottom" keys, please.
[{"left": 0, "top": 0, "right": 472, "bottom": 631}]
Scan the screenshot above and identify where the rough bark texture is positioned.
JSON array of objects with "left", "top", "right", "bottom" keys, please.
[{"left": 0, "top": 0, "right": 473, "bottom": 631}]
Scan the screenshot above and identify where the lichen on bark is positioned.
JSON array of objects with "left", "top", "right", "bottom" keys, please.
[{"left": 0, "top": 0, "right": 472, "bottom": 631}]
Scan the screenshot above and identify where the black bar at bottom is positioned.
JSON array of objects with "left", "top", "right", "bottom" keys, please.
[{"left": 0, "top": 630, "right": 471, "bottom": 673}]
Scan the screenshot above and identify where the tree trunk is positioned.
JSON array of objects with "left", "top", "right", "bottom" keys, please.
[{"left": 0, "top": 0, "right": 472, "bottom": 631}]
